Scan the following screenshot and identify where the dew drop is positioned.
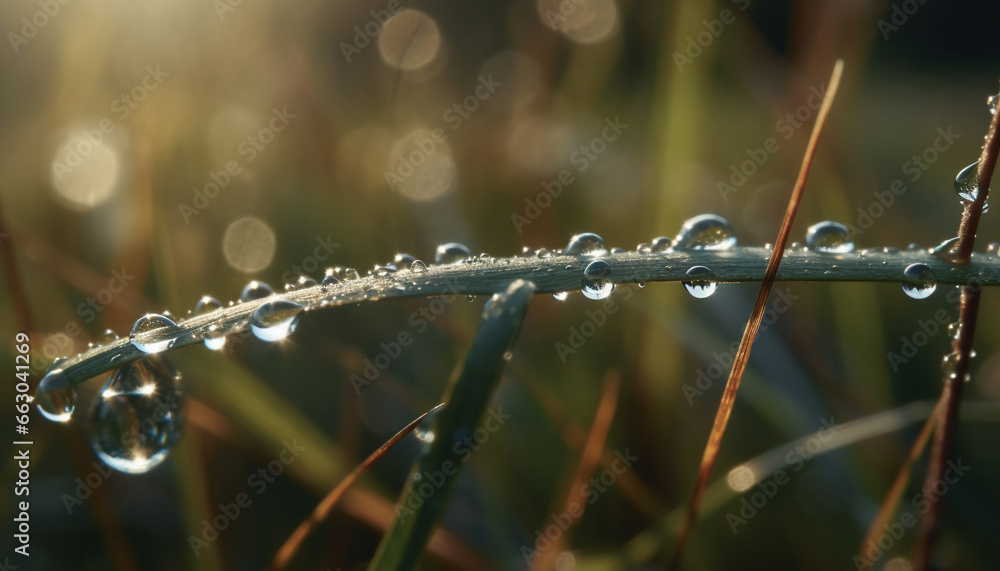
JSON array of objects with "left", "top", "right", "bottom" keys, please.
[
  {"left": 553, "top": 291, "right": 569, "bottom": 301},
  {"left": 343, "top": 267, "right": 361, "bottom": 280},
  {"left": 101, "top": 329, "right": 120, "bottom": 344},
  {"left": 193, "top": 295, "right": 223, "bottom": 315},
  {"left": 932, "top": 237, "right": 960, "bottom": 260},
  {"left": 990, "top": 92, "right": 1000, "bottom": 115},
  {"left": 89, "top": 356, "right": 185, "bottom": 474},
  {"left": 35, "top": 368, "right": 76, "bottom": 423},
  {"left": 249, "top": 299, "right": 304, "bottom": 342},
  {"left": 415, "top": 404, "right": 445, "bottom": 444},
  {"left": 610, "top": 247, "right": 626, "bottom": 254},
  {"left": 435, "top": 242, "right": 472, "bottom": 265},
  {"left": 563, "top": 232, "right": 607, "bottom": 256},
  {"left": 410, "top": 260, "right": 428, "bottom": 272},
  {"left": 291, "top": 276, "right": 317, "bottom": 289},
  {"left": 901, "top": 263, "right": 937, "bottom": 299},
  {"left": 581, "top": 260, "right": 614, "bottom": 300},
  {"left": 240, "top": 280, "right": 274, "bottom": 302},
  {"left": 203, "top": 325, "right": 227, "bottom": 351},
  {"left": 805, "top": 221, "right": 854, "bottom": 253},
  {"left": 955, "top": 161, "right": 980, "bottom": 203},
  {"left": 394, "top": 253, "right": 416, "bottom": 267},
  {"left": 536, "top": 248, "right": 552, "bottom": 259},
  {"left": 372, "top": 264, "right": 397, "bottom": 277},
  {"left": 651, "top": 237, "right": 672, "bottom": 252},
  {"left": 674, "top": 214, "right": 737, "bottom": 250},
  {"left": 683, "top": 266, "right": 718, "bottom": 299},
  {"left": 129, "top": 313, "right": 178, "bottom": 354},
  {"left": 637, "top": 282, "right": 645, "bottom": 288}
]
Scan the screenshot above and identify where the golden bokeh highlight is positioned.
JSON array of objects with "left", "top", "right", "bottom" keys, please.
[
  {"left": 222, "top": 216, "right": 276, "bottom": 273},
  {"left": 386, "top": 129, "right": 455, "bottom": 201},
  {"left": 377, "top": 10, "right": 442, "bottom": 71},
  {"left": 726, "top": 465, "right": 756, "bottom": 492},
  {"left": 50, "top": 134, "right": 120, "bottom": 210},
  {"left": 536, "top": 0, "right": 619, "bottom": 44}
]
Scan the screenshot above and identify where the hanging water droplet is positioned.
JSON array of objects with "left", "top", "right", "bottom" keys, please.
[
  {"left": 942, "top": 353, "right": 959, "bottom": 379},
  {"left": 240, "top": 280, "right": 274, "bottom": 302},
  {"left": 651, "top": 237, "right": 672, "bottom": 252},
  {"left": 955, "top": 160, "right": 980, "bottom": 203},
  {"left": 805, "top": 221, "right": 854, "bottom": 253},
  {"left": 410, "top": 260, "right": 428, "bottom": 272},
  {"left": 581, "top": 260, "right": 614, "bottom": 300},
  {"left": 35, "top": 368, "right": 76, "bottom": 423},
  {"left": 637, "top": 282, "right": 646, "bottom": 288},
  {"left": 193, "top": 295, "right": 223, "bottom": 316},
  {"left": 674, "top": 214, "right": 737, "bottom": 250},
  {"left": 466, "top": 294, "right": 475, "bottom": 303},
  {"left": 435, "top": 242, "right": 472, "bottom": 265},
  {"left": 989, "top": 92, "right": 999, "bottom": 115},
  {"left": 203, "top": 325, "right": 226, "bottom": 351},
  {"left": 415, "top": 404, "right": 445, "bottom": 444},
  {"left": 947, "top": 321, "right": 962, "bottom": 340},
  {"left": 683, "top": 266, "right": 718, "bottom": 298},
  {"left": 901, "top": 263, "right": 937, "bottom": 299},
  {"left": 553, "top": 291, "right": 569, "bottom": 301},
  {"left": 563, "top": 232, "right": 607, "bottom": 256},
  {"left": 89, "top": 356, "right": 186, "bottom": 474},
  {"left": 249, "top": 299, "right": 304, "bottom": 342},
  {"left": 129, "top": 314, "right": 178, "bottom": 354}
]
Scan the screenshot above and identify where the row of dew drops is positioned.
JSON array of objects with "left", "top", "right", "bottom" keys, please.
[{"left": 31, "top": 132, "right": 996, "bottom": 473}]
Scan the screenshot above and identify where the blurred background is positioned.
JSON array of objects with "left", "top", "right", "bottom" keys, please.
[{"left": 2, "top": 0, "right": 1000, "bottom": 569}]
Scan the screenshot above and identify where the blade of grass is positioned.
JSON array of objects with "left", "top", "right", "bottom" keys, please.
[
  {"left": 270, "top": 403, "right": 445, "bottom": 570},
  {"left": 368, "top": 279, "right": 536, "bottom": 571},
  {"left": 668, "top": 59, "right": 844, "bottom": 569},
  {"left": 913, "top": 77, "right": 1000, "bottom": 570},
  {"left": 531, "top": 370, "right": 621, "bottom": 571}
]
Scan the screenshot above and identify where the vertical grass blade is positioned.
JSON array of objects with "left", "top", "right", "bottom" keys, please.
[{"left": 369, "top": 279, "right": 537, "bottom": 571}]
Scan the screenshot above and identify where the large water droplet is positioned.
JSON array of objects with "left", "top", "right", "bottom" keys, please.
[
  {"left": 563, "top": 232, "right": 607, "bottom": 256},
  {"left": 435, "top": 243, "right": 472, "bottom": 265},
  {"left": 249, "top": 299, "right": 304, "bottom": 342},
  {"left": 581, "top": 260, "right": 614, "bottom": 300},
  {"left": 240, "top": 280, "right": 274, "bottom": 302},
  {"left": 805, "top": 221, "right": 854, "bottom": 253},
  {"left": 901, "top": 263, "right": 937, "bottom": 299},
  {"left": 129, "top": 314, "right": 178, "bottom": 354},
  {"left": 89, "top": 356, "right": 186, "bottom": 474},
  {"left": 674, "top": 214, "right": 737, "bottom": 250},
  {"left": 35, "top": 368, "right": 76, "bottom": 423},
  {"left": 683, "top": 266, "right": 718, "bottom": 298},
  {"left": 955, "top": 160, "right": 980, "bottom": 203},
  {"left": 193, "top": 295, "right": 222, "bottom": 315}
]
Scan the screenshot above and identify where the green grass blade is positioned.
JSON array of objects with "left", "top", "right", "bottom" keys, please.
[{"left": 369, "top": 279, "right": 536, "bottom": 571}]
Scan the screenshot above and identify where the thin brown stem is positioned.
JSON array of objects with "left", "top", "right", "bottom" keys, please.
[
  {"left": 913, "top": 79, "right": 1000, "bottom": 570},
  {"left": 668, "top": 59, "right": 844, "bottom": 570}
]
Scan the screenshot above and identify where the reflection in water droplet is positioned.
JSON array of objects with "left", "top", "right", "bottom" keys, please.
[
  {"left": 250, "top": 299, "right": 304, "bottom": 342},
  {"left": 240, "top": 280, "right": 274, "bottom": 302},
  {"left": 89, "top": 356, "right": 186, "bottom": 474},
  {"left": 674, "top": 214, "right": 737, "bottom": 250},
  {"left": 553, "top": 291, "right": 569, "bottom": 301},
  {"left": 35, "top": 368, "right": 76, "bottom": 422},
  {"left": 581, "top": 260, "right": 614, "bottom": 300},
  {"left": 435, "top": 242, "right": 472, "bottom": 265},
  {"left": 203, "top": 325, "right": 227, "bottom": 351},
  {"left": 955, "top": 161, "right": 980, "bottom": 203},
  {"left": 564, "top": 232, "right": 607, "bottom": 256},
  {"left": 901, "top": 263, "right": 937, "bottom": 299},
  {"left": 129, "top": 314, "right": 178, "bottom": 354},
  {"left": 683, "top": 266, "right": 717, "bottom": 298},
  {"left": 805, "top": 221, "right": 854, "bottom": 253},
  {"left": 194, "top": 295, "right": 223, "bottom": 315}
]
